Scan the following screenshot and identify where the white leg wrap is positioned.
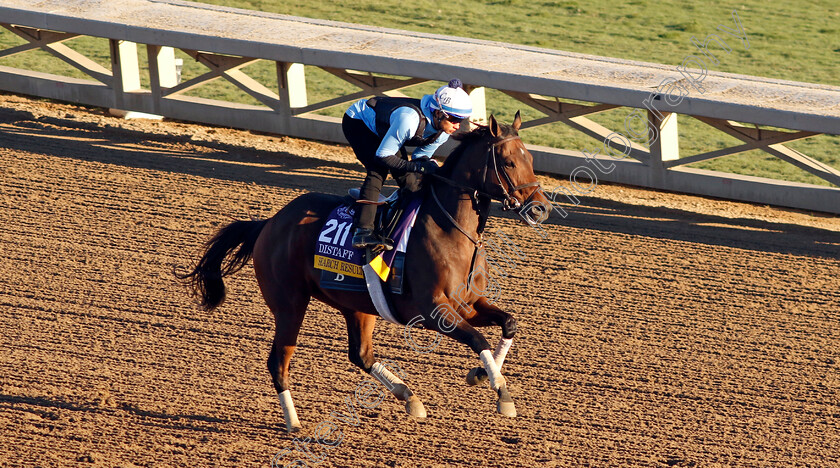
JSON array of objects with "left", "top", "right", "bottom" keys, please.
[
  {"left": 278, "top": 389, "right": 301, "bottom": 429},
  {"left": 479, "top": 349, "right": 506, "bottom": 390},
  {"left": 493, "top": 337, "right": 513, "bottom": 369},
  {"left": 371, "top": 362, "right": 412, "bottom": 400}
]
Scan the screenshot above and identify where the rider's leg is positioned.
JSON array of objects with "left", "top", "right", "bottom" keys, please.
[
  {"left": 342, "top": 114, "right": 391, "bottom": 249},
  {"left": 352, "top": 169, "right": 386, "bottom": 247}
]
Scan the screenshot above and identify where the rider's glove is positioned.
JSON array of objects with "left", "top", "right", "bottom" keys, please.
[
  {"left": 411, "top": 159, "right": 438, "bottom": 175},
  {"left": 380, "top": 154, "right": 438, "bottom": 175}
]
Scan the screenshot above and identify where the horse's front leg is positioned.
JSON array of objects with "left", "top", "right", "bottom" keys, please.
[
  {"left": 463, "top": 297, "right": 516, "bottom": 387},
  {"left": 419, "top": 300, "right": 516, "bottom": 417}
]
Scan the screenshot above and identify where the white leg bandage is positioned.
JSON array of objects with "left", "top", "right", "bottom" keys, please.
[
  {"left": 479, "top": 349, "right": 506, "bottom": 390},
  {"left": 371, "top": 362, "right": 412, "bottom": 400},
  {"left": 278, "top": 389, "right": 301, "bottom": 429},
  {"left": 493, "top": 337, "right": 513, "bottom": 369}
]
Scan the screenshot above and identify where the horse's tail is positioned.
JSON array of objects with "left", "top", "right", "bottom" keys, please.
[{"left": 176, "top": 218, "right": 268, "bottom": 311}]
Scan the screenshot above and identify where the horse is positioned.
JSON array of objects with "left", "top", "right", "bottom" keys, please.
[{"left": 177, "top": 111, "right": 551, "bottom": 432}]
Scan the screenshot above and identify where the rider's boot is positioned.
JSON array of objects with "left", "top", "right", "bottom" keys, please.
[{"left": 351, "top": 202, "right": 393, "bottom": 250}]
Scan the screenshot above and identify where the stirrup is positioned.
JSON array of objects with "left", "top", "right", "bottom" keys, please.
[
  {"left": 352, "top": 229, "right": 393, "bottom": 251},
  {"left": 378, "top": 235, "right": 394, "bottom": 251},
  {"left": 352, "top": 228, "right": 378, "bottom": 249}
]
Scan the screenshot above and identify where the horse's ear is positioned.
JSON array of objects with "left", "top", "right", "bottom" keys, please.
[
  {"left": 512, "top": 111, "right": 522, "bottom": 131},
  {"left": 489, "top": 114, "right": 501, "bottom": 137}
]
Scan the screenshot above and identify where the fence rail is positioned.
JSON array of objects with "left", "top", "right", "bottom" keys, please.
[{"left": 2, "top": 0, "right": 839, "bottom": 213}]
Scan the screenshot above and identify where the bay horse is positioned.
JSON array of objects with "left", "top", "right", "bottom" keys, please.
[{"left": 177, "top": 112, "right": 551, "bottom": 432}]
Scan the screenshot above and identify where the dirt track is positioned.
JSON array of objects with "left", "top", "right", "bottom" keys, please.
[{"left": 1, "top": 92, "right": 839, "bottom": 467}]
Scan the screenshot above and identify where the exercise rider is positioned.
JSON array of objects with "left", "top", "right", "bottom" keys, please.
[{"left": 342, "top": 79, "right": 473, "bottom": 250}]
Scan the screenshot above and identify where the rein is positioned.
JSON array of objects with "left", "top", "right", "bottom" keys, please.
[{"left": 430, "top": 184, "right": 483, "bottom": 247}]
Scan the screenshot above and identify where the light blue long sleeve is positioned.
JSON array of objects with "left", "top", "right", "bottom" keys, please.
[{"left": 345, "top": 95, "right": 449, "bottom": 160}]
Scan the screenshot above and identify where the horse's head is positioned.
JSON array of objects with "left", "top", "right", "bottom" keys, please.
[{"left": 440, "top": 111, "right": 551, "bottom": 224}]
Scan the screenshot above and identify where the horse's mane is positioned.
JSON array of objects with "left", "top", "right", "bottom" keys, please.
[{"left": 437, "top": 123, "right": 517, "bottom": 178}]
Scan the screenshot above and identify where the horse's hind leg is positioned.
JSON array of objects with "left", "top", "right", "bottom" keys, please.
[
  {"left": 342, "top": 310, "right": 426, "bottom": 418},
  {"left": 263, "top": 288, "right": 310, "bottom": 433}
]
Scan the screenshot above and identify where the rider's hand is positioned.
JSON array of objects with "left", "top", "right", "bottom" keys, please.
[{"left": 412, "top": 158, "right": 438, "bottom": 175}]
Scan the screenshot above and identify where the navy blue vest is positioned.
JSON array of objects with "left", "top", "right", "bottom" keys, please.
[{"left": 366, "top": 97, "right": 439, "bottom": 147}]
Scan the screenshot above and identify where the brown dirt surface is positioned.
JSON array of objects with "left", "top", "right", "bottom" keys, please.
[{"left": 1, "top": 91, "right": 839, "bottom": 468}]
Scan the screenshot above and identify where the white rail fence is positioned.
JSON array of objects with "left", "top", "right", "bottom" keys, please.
[{"left": 1, "top": 0, "right": 839, "bottom": 213}]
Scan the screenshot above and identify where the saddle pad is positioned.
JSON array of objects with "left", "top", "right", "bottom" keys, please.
[
  {"left": 314, "top": 198, "right": 421, "bottom": 292},
  {"left": 314, "top": 205, "right": 367, "bottom": 291}
]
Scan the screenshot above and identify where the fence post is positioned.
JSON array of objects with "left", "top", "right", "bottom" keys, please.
[
  {"left": 109, "top": 39, "right": 141, "bottom": 109},
  {"left": 276, "top": 62, "right": 307, "bottom": 133},
  {"left": 648, "top": 111, "right": 679, "bottom": 186},
  {"left": 146, "top": 45, "right": 178, "bottom": 115},
  {"left": 464, "top": 84, "right": 487, "bottom": 127}
]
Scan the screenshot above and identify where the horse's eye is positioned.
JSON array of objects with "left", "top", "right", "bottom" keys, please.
[{"left": 506, "top": 161, "right": 516, "bottom": 168}]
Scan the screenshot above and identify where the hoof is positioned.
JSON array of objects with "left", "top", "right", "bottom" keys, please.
[
  {"left": 466, "top": 367, "right": 489, "bottom": 386},
  {"left": 496, "top": 387, "right": 517, "bottom": 418},
  {"left": 497, "top": 399, "right": 517, "bottom": 418},
  {"left": 405, "top": 395, "right": 427, "bottom": 418},
  {"left": 286, "top": 423, "right": 302, "bottom": 433}
]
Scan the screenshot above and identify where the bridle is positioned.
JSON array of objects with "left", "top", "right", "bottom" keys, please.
[
  {"left": 483, "top": 135, "right": 541, "bottom": 211},
  {"left": 429, "top": 133, "right": 541, "bottom": 247}
]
